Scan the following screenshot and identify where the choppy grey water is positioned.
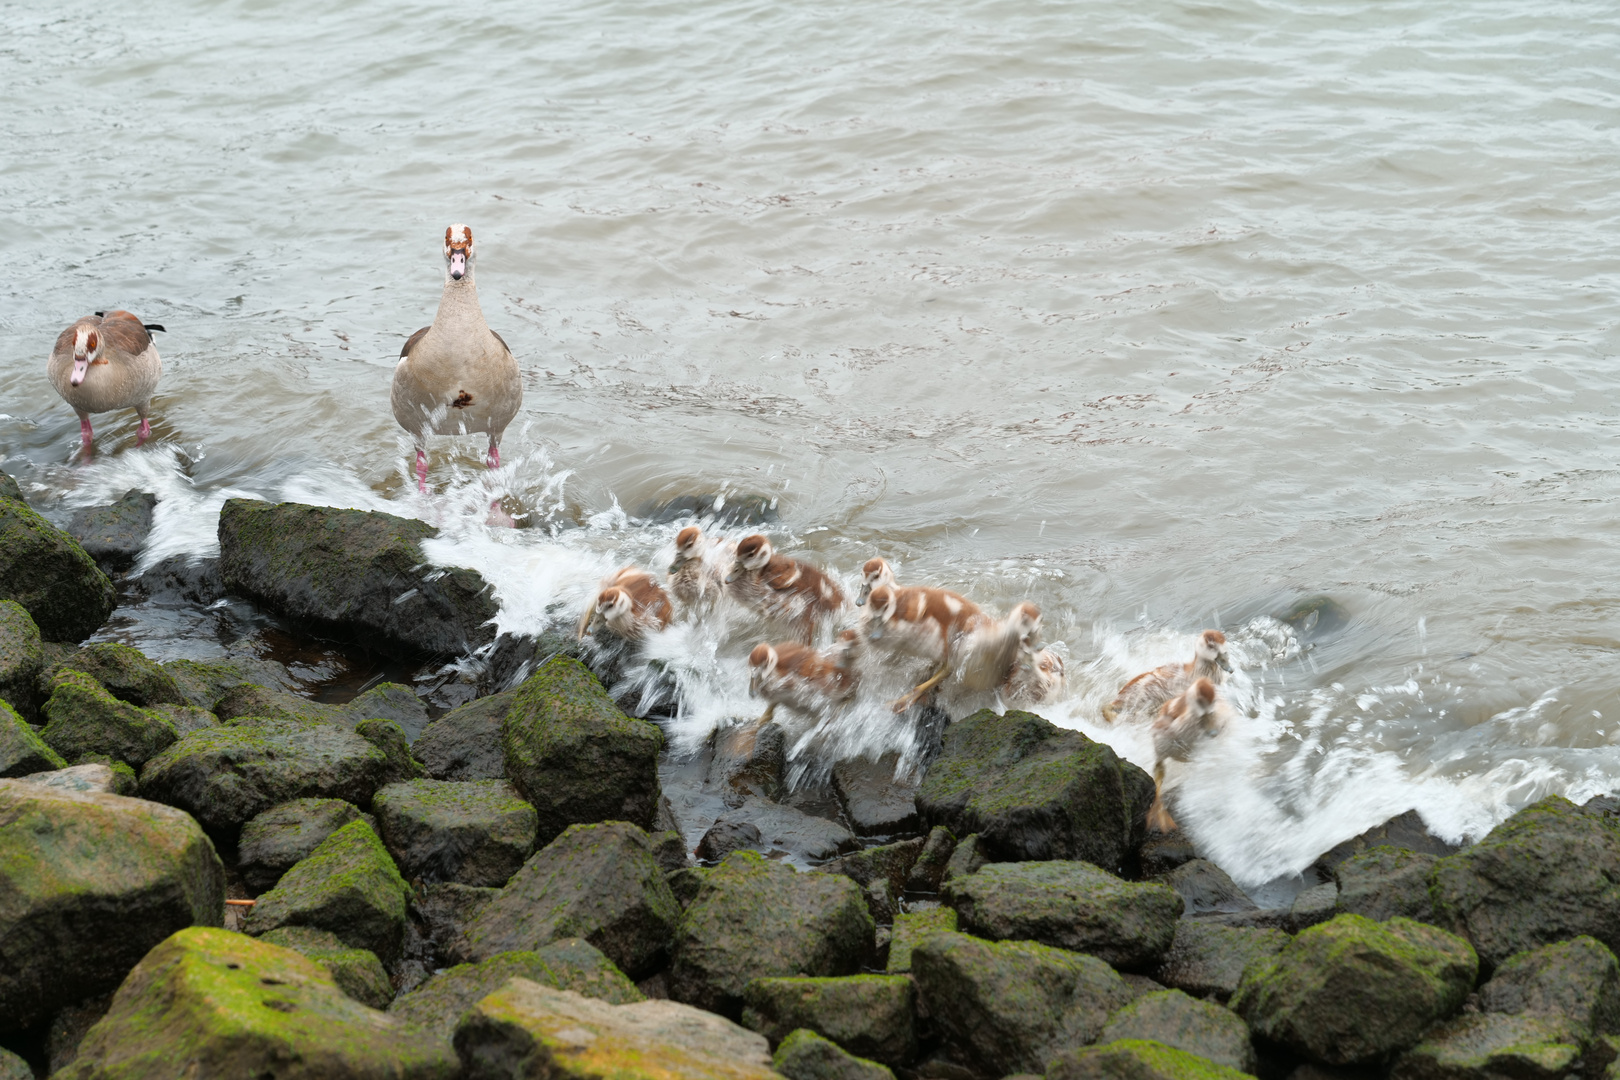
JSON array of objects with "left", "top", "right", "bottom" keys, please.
[{"left": 4, "top": 0, "right": 1620, "bottom": 884}]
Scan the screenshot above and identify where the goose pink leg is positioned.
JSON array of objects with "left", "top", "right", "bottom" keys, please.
[
  {"left": 486, "top": 443, "right": 500, "bottom": 469},
  {"left": 136, "top": 418, "right": 151, "bottom": 445},
  {"left": 416, "top": 449, "right": 428, "bottom": 493},
  {"left": 79, "top": 416, "right": 94, "bottom": 449}
]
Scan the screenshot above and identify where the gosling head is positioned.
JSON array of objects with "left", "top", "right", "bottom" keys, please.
[
  {"left": 443, "top": 224, "right": 476, "bottom": 282},
  {"left": 855, "top": 557, "right": 894, "bottom": 606},
  {"left": 595, "top": 586, "right": 633, "bottom": 624},
  {"left": 670, "top": 526, "right": 703, "bottom": 573},
  {"left": 1008, "top": 601, "right": 1043, "bottom": 646},
  {"left": 863, "top": 585, "right": 897, "bottom": 639},
  {"left": 69, "top": 325, "right": 102, "bottom": 386},
  {"left": 747, "top": 642, "right": 778, "bottom": 695},
  {"left": 1197, "top": 629, "right": 1233, "bottom": 673},
  {"left": 727, "top": 534, "right": 774, "bottom": 583}
]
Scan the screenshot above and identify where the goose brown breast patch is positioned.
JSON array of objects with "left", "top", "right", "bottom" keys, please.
[{"left": 451, "top": 391, "right": 474, "bottom": 408}]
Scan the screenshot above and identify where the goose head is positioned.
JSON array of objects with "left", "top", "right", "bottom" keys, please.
[
  {"left": 69, "top": 325, "right": 102, "bottom": 386},
  {"left": 855, "top": 557, "right": 894, "bottom": 606},
  {"left": 1197, "top": 629, "right": 1233, "bottom": 673},
  {"left": 670, "top": 526, "right": 703, "bottom": 573},
  {"left": 727, "top": 534, "right": 774, "bottom": 583},
  {"left": 443, "top": 224, "right": 476, "bottom": 283}
]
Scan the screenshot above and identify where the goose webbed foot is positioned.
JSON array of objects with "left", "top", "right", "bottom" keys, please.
[{"left": 415, "top": 448, "right": 428, "bottom": 493}]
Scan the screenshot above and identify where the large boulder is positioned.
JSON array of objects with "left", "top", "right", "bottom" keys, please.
[
  {"left": 1046, "top": 1040, "right": 1254, "bottom": 1080},
  {"left": 238, "top": 797, "right": 372, "bottom": 892},
  {"left": 742, "top": 975, "right": 916, "bottom": 1066},
  {"left": 259, "top": 926, "right": 394, "bottom": 1008},
  {"left": 214, "top": 682, "right": 346, "bottom": 725},
  {"left": 139, "top": 716, "right": 390, "bottom": 840},
  {"left": 501, "top": 657, "right": 665, "bottom": 843},
  {"left": 1230, "top": 913, "right": 1477, "bottom": 1065},
  {"left": 412, "top": 689, "right": 513, "bottom": 781},
  {"left": 0, "top": 492, "right": 116, "bottom": 642},
  {"left": 217, "top": 498, "right": 499, "bottom": 658},
  {"left": 244, "top": 819, "right": 412, "bottom": 964},
  {"left": 704, "top": 797, "right": 860, "bottom": 863},
  {"left": 911, "top": 931, "right": 1133, "bottom": 1075},
  {"left": 0, "top": 697, "right": 66, "bottom": 776},
  {"left": 773, "top": 1029, "right": 896, "bottom": 1080},
  {"left": 942, "top": 860, "right": 1182, "bottom": 968},
  {"left": 1477, "top": 935, "right": 1620, "bottom": 1043},
  {"left": 1153, "top": 920, "right": 1290, "bottom": 1002},
  {"left": 1431, "top": 795, "right": 1620, "bottom": 970},
  {"left": 15, "top": 761, "right": 128, "bottom": 795},
  {"left": 39, "top": 670, "right": 178, "bottom": 767},
  {"left": 355, "top": 719, "right": 426, "bottom": 784},
  {"left": 819, "top": 838, "right": 926, "bottom": 900},
  {"left": 162, "top": 655, "right": 298, "bottom": 710},
  {"left": 1334, "top": 845, "right": 1440, "bottom": 922},
  {"left": 56, "top": 927, "right": 456, "bottom": 1079},
  {"left": 462, "top": 821, "right": 681, "bottom": 978},
  {"left": 1390, "top": 1014, "right": 1581, "bottom": 1080},
  {"left": 373, "top": 779, "right": 537, "bottom": 887},
  {"left": 411, "top": 881, "right": 499, "bottom": 964},
  {"left": 670, "top": 850, "right": 875, "bottom": 1017},
  {"left": 0, "top": 600, "right": 43, "bottom": 721},
  {"left": 41, "top": 642, "right": 184, "bottom": 707},
  {"left": 914, "top": 709, "right": 1155, "bottom": 870},
  {"left": 454, "top": 977, "right": 778, "bottom": 1080},
  {"left": 1096, "top": 989, "right": 1255, "bottom": 1072},
  {"left": 832, "top": 753, "right": 921, "bottom": 838},
  {"left": 0, "top": 781, "right": 224, "bottom": 1031},
  {"left": 347, "top": 683, "right": 432, "bottom": 740},
  {"left": 66, "top": 489, "right": 156, "bottom": 574}
]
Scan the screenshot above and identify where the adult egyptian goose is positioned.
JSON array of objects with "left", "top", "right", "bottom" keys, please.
[
  {"left": 47, "top": 310, "right": 164, "bottom": 449},
  {"left": 1147, "top": 677, "right": 1224, "bottom": 832},
  {"left": 392, "top": 225, "right": 522, "bottom": 491},
  {"left": 1102, "top": 629, "right": 1232, "bottom": 723},
  {"left": 724, "top": 534, "right": 846, "bottom": 644}
]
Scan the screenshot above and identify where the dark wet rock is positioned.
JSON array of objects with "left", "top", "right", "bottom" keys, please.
[
  {"left": 1097, "top": 989, "right": 1256, "bottom": 1072},
  {"left": 15, "top": 761, "right": 128, "bottom": 794},
  {"left": 217, "top": 498, "right": 500, "bottom": 658},
  {"left": 1158, "top": 859, "right": 1255, "bottom": 916},
  {"left": 670, "top": 850, "right": 875, "bottom": 1017},
  {"left": 1047, "top": 1040, "right": 1255, "bottom": 1080},
  {"left": 0, "top": 600, "right": 43, "bottom": 721},
  {"left": 0, "top": 491, "right": 116, "bottom": 642},
  {"left": 40, "top": 669, "right": 177, "bottom": 768},
  {"left": 1335, "top": 845, "right": 1439, "bottom": 923},
  {"left": 1231, "top": 913, "right": 1477, "bottom": 1066},
  {"left": 668, "top": 865, "right": 711, "bottom": 909},
  {"left": 391, "top": 940, "right": 644, "bottom": 1046},
  {"left": 355, "top": 718, "right": 426, "bottom": 785},
  {"left": 0, "top": 781, "right": 224, "bottom": 1032},
  {"left": 940, "top": 831, "right": 989, "bottom": 885},
  {"left": 259, "top": 925, "right": 394, "bottom": 1008},
  {"left": 1315, "top": 809, "right": 1460, "bottom": 875},
  {"left": 347, "top": 682, "right": 432, "bottom": 740},
  {"left": 635, "top": 492, "right": 778, "bottom": 528},
  {"left": 56, "top": 927, "right": 456, "bottom": 1080},
  {"left": 244, "top": 818, "right": 413, "bottom": 964},
  {"left": 863, "top": 879, "right": 896, "bottom": 926},
  {"left": 742, "top": 975, "right": 916, "bottom": 1065},
  {"left": 453, "top": 977, "right": 777, "bottom": 1080},
  {"left": 1138, "top": 828, "right": 1201, "bottom": 878},
  {"left": 905, "top": 825, "right": 957, "bottom": 893},
  {"left": 912, "top": 930, "right": 1134, "bottom": 1075},
  {"left": 1290, "top": 881, "right": 1340, "bottom": 931},
  {"left": 501, "top": 656, "right": 664, "bottom": 843},
  {"left": 373, "top": 778, "right": 537, "bottom": 887},
  {"left": 819, "top": 836, "right": 926, "bottom": 899},
  {"left": 719, "top": 797, "right": 862, "bottom": 862},
  {"left": 41, "top": 642, "right": 184, "bottom": 707},
  {"left": 650, "top": 827, "right": 689, "bottom": 871},
  {"left": 698, "top": 818, "right": 764, "bottom": 862},
  {"left": 215, "top": 681, "right": 346, "bottom": 725},
  {"left": 915, "top": 709, "right": 1155, "bottom": 871},
  {"left": 139, "top": 716, "right": 390, "bottom": 841},
  {"left": 46, "top": 993, "right": 112, "bottom": 1076},
  {"left": 238, "top": 797, "right": 372, "bottom": 892},
  {"left": 412, "top": 689, "right": 513, "bottom": 781},
  {"left": 479, "top": 627, "right": 589, "bottom": 697},
  {"left": 137, "top": 553, "right": 227, "bottom": 605},
  {"left": 942, "top": 860, "right": 1183, "bottom": 969},
  {"left": 162, "top": 654, "right": 297, "bottom": 710},
  {"left": 1476, "top": 935, "right": 1620, "bottom": 1042},
  {"left": 66, "top": 489, "right": 155, "bottom": 574},
  {"left": 773, "top": 1028, "right": 896, "bottom": 1080},
  {"left": 833, "top": 753, "right": 921, "bottom": 838},
  {"left": 1391, "top": 1014, "right": 1580, "bottom": 1080},
  {"left": 0, "top": 697, "right": 66, "bottom": 776},
  {"left": 1153, "top": 920, "right": 1291, "bottom": 1002},
  {"left": 411, "top": 881, "right": 499, "bottom": 964},
  {"left": 1431, "top": 795, "right": 1620, "bottom": 971},
  {"left": 0, "top": 470, "right": 17, "bottom": 501},
  {"left": 462, "top": 821, "right": 682, "bottom": 979},
  {"left": 708, "top": 718, "right": 785, "bottom": 805},
  {"left": 150, "top": 702, "right": 219, "bottom": 736},
  {"left": 886, "top": 906, "right": 958, "bottom": 974}
]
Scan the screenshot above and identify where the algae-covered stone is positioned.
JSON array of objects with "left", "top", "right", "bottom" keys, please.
[
  {"left": 1231, "top": 913, "right": 1477, "bottom": 1065},
  {"left": 239, "top": 797, "right": 371, "bottom": 891},
  {"left": 1431, "top": 795, "right": 1620, "bottom": 969},
  {"left": 912, "top": 931, "right": 1133, "bottom": 1075},
  {"left": 0, "top": 493, "right": 116, "bottom": 642},
  {"left": 463, "top": 820, "right": 681, "bottom": 977},
  {"left": 41, "top": 642, "right": 183, "bottom": 707},
  {"left": 356, "top": 718, "right": 427, "bottom": 784},
  {"left": 905, "top": 826, "right": 957, "bottom": 893},
  {"left": 915, "top": 709, "right": 1156, "bottom": 869},
  {"left": 56, "top": 927, "right": 456, "bottom": 1080},
  {"left": 773, "top": 1028, "right": 896, "bottom": 1080},
  {"left": 0, "top": 600, "right": 43, "bottom": 721},
  {"left": 0, "top": 780, "right": 224, "bottom": 1031},
  {"left": 1390, "top": 1013, "right": 1580, "bottom": 1080},
  {"left": 16, "top": 761, "right": 126, "bottom": 794},
  {"left": 217, "top": 498, "right": 499, "bottom": 658},
  {"left": 455, "top": 977, "right": 778, "bottom": 1079},
  {"left": 1334, "top": 844, "right": 1439, "bottom": 923},
  {"left": 373, "top": 778, "right": 537, "bottom": 886},
  {"left": 413, "top": 689, "right": 512, "bottom": 781},
  {"left": 40, "top": 670, "right": 178, "bottom": 767},
  {"left": 742, "top": 975, "right": 915, "bottom": 1065},
  {"left": 260, "top": 926, "right": 394, "bottom": 1008},
  {"left": 412, "top": 881, "right": 499, "bottom": 965},
  {"left": 501, "top": 656, "right": 665, "bottom": 842},
  {"left": 162, "top": 655, "right": 296, "bottom": 710},
  {"left": 245, "top": 819, "right": 412, "bottom": 964},
  {"left": 66, "top": 488, "right": 155, "bottom": 574},
  {"left": 348, "top": 683, "right": 431, "bottom": 741},
  {"left": 1097, "top": 990, "right": 1255, "bottom": 1072},
  {"left": 671, "top": 850, "right": 875, "bottom": 1017},
  {"left": 943, "top": 860, "right": 1183, "bottom": 968},
  {"left": 214, "top": 681, "right": 347, "bottom": 725},
  {"left": 139, "top": 716, "right": 389, "bottom": 840},
  {"left": 1046, "top": 1039, "right": 1256, "bottom": 1080},
  {"left": 818, "top": 837, "right": 925, "bottom": 898},
  {"left": 1153, "top": 921, "right": 1290, "bottom": 1002},
  {"left": 149, "top": 703, "right": 218, "bottom": 736},
  {"left": 940, "top": 831, "right": 989, "bottom": 885},
  {"left": 390, "top": 940, "right": 644, "bottom": 1044},
  {"left": 886, "top": 906, "right": 958, "bottom": 974},
  {"left": 669, "top": 865, "right": 711, "bottom": 909},
  {"left": 0, "top": 1047, "right": 28, "bottom": 1080},
  {"left": 0, "top": 696, "right": 66, "bottom": 776},
  {"left": 1477, "top": 935, "right": 1620, "bottom": 1042},
  {"left": 70, "top": 754, "right": 138, "bottom": 794}
]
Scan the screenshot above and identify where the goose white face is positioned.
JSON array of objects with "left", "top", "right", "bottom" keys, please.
[
  {"left": 855, "top": 557, "right": 893, "bottom": 606},
  {"left": 70, "top": 326, "right": 101, "bottom": 386},
  {"left": 1197, "top": 630, "right": 1232, "bottom": 672},
  {"left": 444, "top": 224, "right": 475, "bottom": 281},
  {"left": 727, "top": 535, "right": 773, "bottom": 582}
]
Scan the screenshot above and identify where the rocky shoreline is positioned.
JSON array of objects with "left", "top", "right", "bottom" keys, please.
[{"left": 3, "top": 472, "right": 1619, "bottom": 1079}]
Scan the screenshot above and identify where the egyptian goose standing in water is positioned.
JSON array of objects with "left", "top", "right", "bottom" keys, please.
[
  {"left": 724, "top": 534, "right": 845, "bottom": 644},
  {"left": 1102, "top": 629, "right": 1232, "bottom": 723},
  {"left": 577, "top": 567, "right": 674, "bottom": 642},
  {"left": 746, "top": 629, "right": 860, "bottom": 726},
  {"left": 47, "top": 311, "right": 164, "bottom": 449},
  {"left": 392, "top": 225, "right": 522, "bottom": 491},
  {"left": 668, "top": 526, "right": 732, "bottom": 614},
  {"left": 1147, "top": 677, "right": 1224, "bottom": 832}
]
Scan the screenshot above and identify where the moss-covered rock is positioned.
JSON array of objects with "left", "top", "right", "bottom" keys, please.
[
  {"left": 14, "top": 760, "right": 127, "bottom": 794},
  {"left": 1334, "top": 844, "right": 1440, "bottom": 923},
  {"left": 411, "top": 881, "right": 499, "bottom": 965},
  {"left": 373, "top": 778, "right": 537, "bottom": 886},
  {"left": 412, "top": 689, "right": 513, "bottom": 781},
  {"left": 139, "top": 716, "right": 389, "bottom": 841},
  {"left": 943, "top": 860, "right": 1183, "bottom": 968},
  {"left": 904, "top": 825, "right": 957, "bottom": 893},
  {"left": 1477, "top": 936, "right": 1620, "bottom": 1043},
  {"left": 0, "top": 493, "right": 116, "bottom": 642},
  {"left": 215, "top": 682, "right": 347, "bottom": 725},
  {"left": 56, "top": 927, "right": 456, "bottom": 1079},
  {"left": 149, "top": 703, "right": 218, "bottom": 736},
  {"left": 40, "top": 670, "right": 178, "bottom": 767},
  {"left": 1098, "top": 990, "right": 1255, "bottom": 1072},
  {"left": 454, "top": 977, "right": 777, "bottom": 1080},
  {"left": 390, "top": 940, "right": 644, "bottom": 1045},
  {"left": 259, "top": 926, "right": 394, "bottom": 1008},
  {"left": 244, "top": 819, "right": 412, "bottom": 964},
  {"left": 162, "top": 655, "right": 296, "bottom": 711},
  {"left": 347, "top": 683, "right": 431, "bottom": 741},
  {"left": 742, "top": 975, "right": 915, "bottom": 1065},
  {"left": 355, "top": 718, "right": 427, "bottom": 785},
  {"left": 0, "top": 600, "right": 43, "bottom": 721},
  {"left": 911, "top": 931, "right": 1133, "bottom": 1075},
  {"left": 71, "top": 754, "right": 138, "bottom": 794},
  {"left": 217, "top": 498, "right": 499, "bottom": 658},
  {"left": 41, "top": 643, "right": 183, "bottom": 707},
  {"left": 0, "top": 696, "right": 66, "bottom": 776},
  {"left": 885, "top": 906, "right": 958, "bottom": 974},
  {"left": 463, "top": 820, "right": 681, "bottom": 978},
  {"left": 817, "top": 837, "right": 926, "bottom": 898},
  {"left": 502, "top": 656, "right": 665, "bottom": 843},
  {"left": 0, "top": 780, "right": 224, "bottom": 1032},
  {"left": 239, "top": 797, "right": 371, "bottom": 892},
  {"left": 1231, "top": 913, "right": 1477, "bottom": 1065},
  {"left": 1431, "top": 795, "right": 1620, "bottom": 970},
  {"left": 1390, "top": 1013, "right": 1580, "bottom": 1080},
  {"left": 772, "top": 1028, "right": 896, "bottom": 1080},
  {"left": 914, "top": 709, "right": 1155, "bottom": 870},
  {"left": 0, "top": 1046, "right": 28, "bottom": 1080},
  {"left": 1046, "top": 1039, "right": 1256, "bottom": 1080},
  {"left": 1153, "top": 921, "right": 1290, "bottom": 1002},
  {"left": 940, "top": 831, "right": 989, "bottom": 885}
]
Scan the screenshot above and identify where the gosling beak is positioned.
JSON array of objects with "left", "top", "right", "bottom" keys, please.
[
  {"left": 667, "top": 561, "right": 680, "bottom": 575},
  {"left": 867, "top": 623, "right": 884, "bottom": 641},
  {"left": 1218, "top": 656, "right": 1234, "bottom": 673},
  {"left": 724, "top": 567, "right": 741, "bottom": 584},
  {"left": 854, "top": 587, "right": 869, "bottom": 607}
]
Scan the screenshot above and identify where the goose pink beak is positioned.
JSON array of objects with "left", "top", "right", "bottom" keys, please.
[
  {"left": 449, "top": 251, "right": 466, "bottom": 280},
  {"left": 70, "top": 357, "right": 89, "bottom": 386}
]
